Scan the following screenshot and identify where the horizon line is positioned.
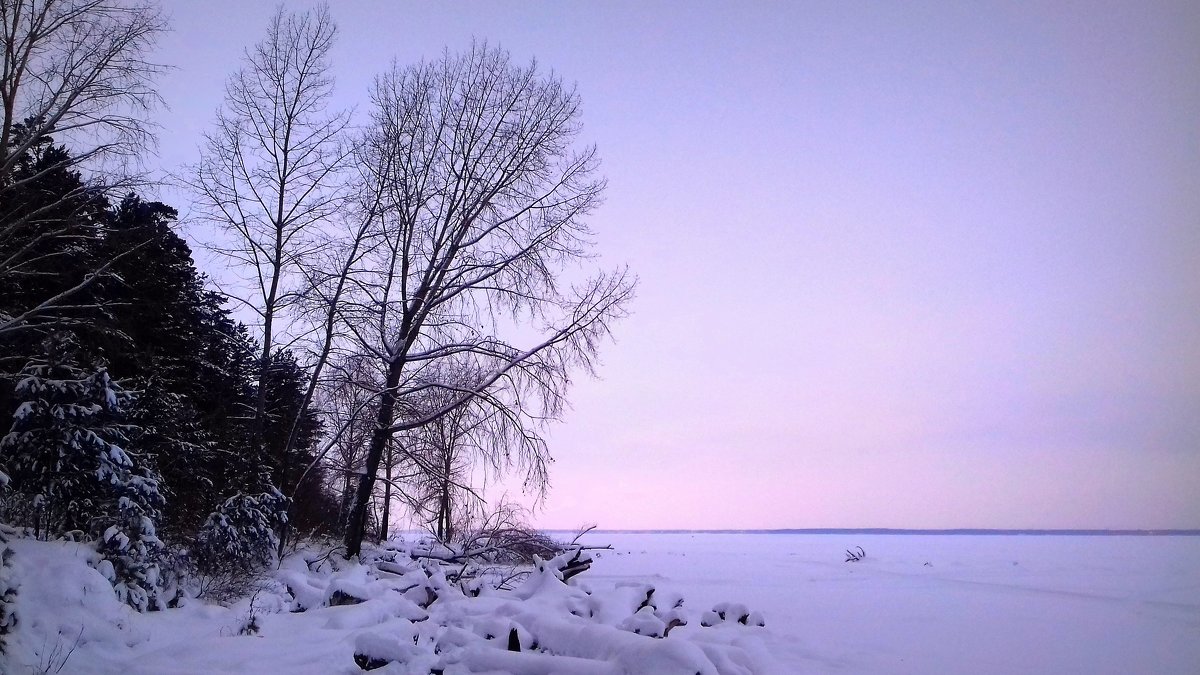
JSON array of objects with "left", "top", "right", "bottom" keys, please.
[{"left": 536, "top": 527, "right": 1200, "bottom": 536}]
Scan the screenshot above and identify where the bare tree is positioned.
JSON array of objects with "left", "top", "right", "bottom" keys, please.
[
  {"left": 400, "top": 358, "right": 552, "bottom": 542},
  {"left": 270, "top": 153, "right": 393, "bottom": 552},
  {"left": 0, "top": 0, "right": 167, "bottom": 336},
  {"left": 337, "top": 43, "right": 635, "bottom": 557},
  {"left": 185, "top": 3, "right": 351, "bottom": 447},
  {"left": 312, "top": 352, "right": 379, "bottom": 533}
]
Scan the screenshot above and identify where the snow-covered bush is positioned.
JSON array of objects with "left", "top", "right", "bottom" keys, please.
[
  {"left": 700, "top": 601, "right": 766, "bottom": 628},
  {"left": 195, "top": 489, "right": 289, "bottom": 578},
  {"left": 0, "top": 527, "right": 17, "bottom": 654},
  {"left": 1, "top": 533, "right": 780, "bottom": 673}
]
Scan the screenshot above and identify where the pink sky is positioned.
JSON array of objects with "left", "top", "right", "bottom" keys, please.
[{"left": 153, "top": 1, "right": 1200, "bottom": 529}]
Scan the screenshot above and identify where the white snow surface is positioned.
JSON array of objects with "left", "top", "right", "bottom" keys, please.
[
  {"left": 581, "top": 533, "right": 1200, "bottom": 674},
  {"left": 3, "top": 532, "right": 1199, "bottom": 673}
]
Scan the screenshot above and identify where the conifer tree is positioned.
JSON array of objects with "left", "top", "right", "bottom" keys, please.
[
  {"left": 94, "top": 194, "right": 261, "bottom": 535},
  {"left": 1, "top": 137, "right": 338, "bottom": 576},
  {"left": 0, "top": 527, "right": 16, "bottom": 653},
  {"left": 0, "top": 334, "right": 163, "bottom": 539},
  {"left": 260, "top": 349, "right": 335, "bottom": 532},
  {"left": 0, "top": 125, "right": 109, "bottom": 380}
]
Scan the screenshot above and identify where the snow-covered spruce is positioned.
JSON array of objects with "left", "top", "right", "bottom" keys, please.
[
  {"left": 0, "top": 336, "right": 168, "bottom": 611},
  {"left": 195, "top": 488, "right": 290, "bottom": 575},
  {"left": 94, "top": 495, "right": 169, "bottom": 612}
]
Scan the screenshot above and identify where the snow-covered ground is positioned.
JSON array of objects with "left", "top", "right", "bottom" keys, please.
[
  {"left": 581, "top": 533, "right": 1200, "bottom": 674},
  {"left": 3, "top": 532, "right": 1198, "bottom": 673}
]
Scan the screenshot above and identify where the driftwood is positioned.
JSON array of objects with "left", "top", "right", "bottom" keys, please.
[{"left": 558, "top": 548, "right": 594, "bottom": 582}]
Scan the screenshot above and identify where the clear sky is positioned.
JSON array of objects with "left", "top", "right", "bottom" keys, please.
[{"left": 152, "top": 1, "right": 1200, "bottom": 530}]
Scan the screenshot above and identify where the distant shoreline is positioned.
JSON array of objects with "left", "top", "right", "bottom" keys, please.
[{"left": 547, "top": 528, "right": 1200, "bottom": 536}]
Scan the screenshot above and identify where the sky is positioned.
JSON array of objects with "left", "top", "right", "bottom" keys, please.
[{"left": 150, "top": 1, "right": 1200, "bottom": 530}]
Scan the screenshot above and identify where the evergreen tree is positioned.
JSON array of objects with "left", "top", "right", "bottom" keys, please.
[
  {"left": 194, "top": 489, "right": 288, "bottom": 575},
  {"left": 0, "top": 334, "right": 163, "bottom": 539},
  {"left": 260, "top": 349, "right": 337, "bottom": 533},
  {"left": 92, "top": 194, "right": 265, "bottom": 536},
  {"left": 0, "top": 334, "right": 168, "bottom": 610},
  {"left": 0, "top": 527, "right": 16, "bottom": 654},
  {"left": 0, "top": 125, "right": 109, "bottom": 417},
  {"left": 1, "top": 138, "right": 342, "bottom": 582},
  {"left": 0, "top": 122, "right": 109, "bottom": 332}
]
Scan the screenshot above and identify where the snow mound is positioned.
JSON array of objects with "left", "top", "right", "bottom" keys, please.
[{"left": 5, "top": 538, "right": 150, "bottom": 671}]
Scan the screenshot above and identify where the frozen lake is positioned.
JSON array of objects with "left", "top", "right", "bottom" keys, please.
[{"left": 578, "top": 532, "right": 1200, "bottom": 674}]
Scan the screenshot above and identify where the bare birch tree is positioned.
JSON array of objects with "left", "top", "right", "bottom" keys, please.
[
  {"left": 0, "top": 0, "right": 167, "bottom": 337},
  {"left": 338, "top": 43, "right": 635, "bottom": 557},
  {"left": 185, "top": 3, "right": 351, "bottom": 446}
]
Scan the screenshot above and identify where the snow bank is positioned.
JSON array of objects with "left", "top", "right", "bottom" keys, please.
[{"left": 1, "top": 538, "right": 777, "bottom": 673}]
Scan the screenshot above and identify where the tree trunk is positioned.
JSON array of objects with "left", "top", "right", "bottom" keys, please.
[
  {"left": 344, "top": 355, "right": 404, "bottom": 557},
  {"left": 438, "top": 447, "right": 452, "bottom": 541},
  {"left": 254, "top": 258, "right": 280, "bottom": 454},
  {"left": 339, "top": 473, "right": 355, "bottom": 535},
  {"left": 380, "top": 443, "right": 392, "bottom": 542}
]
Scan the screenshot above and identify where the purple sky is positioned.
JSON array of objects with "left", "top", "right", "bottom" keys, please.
[{"left": 153, "top": 1, "right": 1199, "bottom": 529}]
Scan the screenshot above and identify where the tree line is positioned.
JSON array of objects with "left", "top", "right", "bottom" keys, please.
[{"left": 0, "top": 0, "right": 632, "bottom": 610}]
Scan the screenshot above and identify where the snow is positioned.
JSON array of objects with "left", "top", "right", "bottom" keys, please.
[
  {"left": 2, "top": 533, "right": 1198, "bottom": 673},
  {"left": 578, "top": 533, "right": 1200, "bottom": 674}
]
